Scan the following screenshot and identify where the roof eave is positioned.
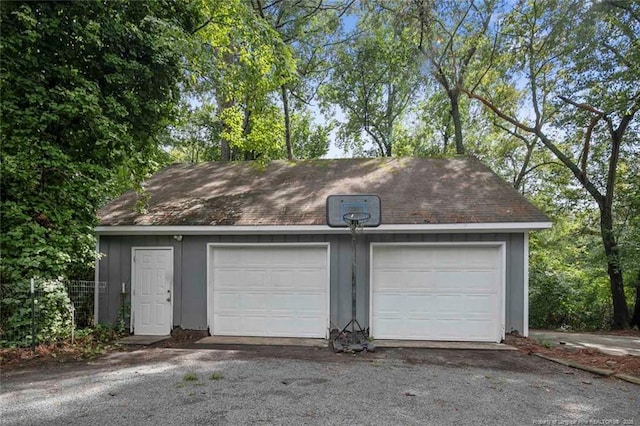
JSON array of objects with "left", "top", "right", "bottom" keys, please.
[{"left": 95, "top": 222, "right": 552, "bottom": 235}]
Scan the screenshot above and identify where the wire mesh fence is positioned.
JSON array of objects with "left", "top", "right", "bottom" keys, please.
[{"left": 0, "top": 278, "right": 106, "bottom": 349}]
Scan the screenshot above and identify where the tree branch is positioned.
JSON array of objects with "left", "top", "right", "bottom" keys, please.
[
  {"left": 461, "top": 87, "right": 606, "bottom": 207},
  {"left": 558, "top": 95, "right": 604, "bottom": 115}
]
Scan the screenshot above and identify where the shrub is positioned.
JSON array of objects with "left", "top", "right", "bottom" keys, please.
[{"left": 0, "top": 278, "right": 72, "bottom": 348}]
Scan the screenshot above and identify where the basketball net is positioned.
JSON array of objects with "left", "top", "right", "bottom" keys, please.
[{"left": 343, "top": 212, "right": 370, "bottom": 233}]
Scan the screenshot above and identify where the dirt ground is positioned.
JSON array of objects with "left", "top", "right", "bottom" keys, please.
[
  {"left": 505, "top": 333, "right": 640, "bottom": 377},
  {"left": 2, "top": 329, "right": 639, "bottom": 379}
]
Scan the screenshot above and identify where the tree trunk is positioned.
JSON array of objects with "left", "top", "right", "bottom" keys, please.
[
  {"left": 513, "top": 142, "right": 534, "bottom": 191},
  {"left": 281, "top": 85, "right": 293, "bottom": 160},
  {"left": 630, "top": 270, "right": 640, "bottom": 329},
  {"left": 220, "top": 136, "right": 230, "bottom": 161},
  {"left": 600, "top": 207, "right": 629, "bottom": 328},
  {"left": 449, "top": 90, "right": 465, "bottom": 154},
  {"left": 217, "top": 99, "right": 232, "bottom": 161}
]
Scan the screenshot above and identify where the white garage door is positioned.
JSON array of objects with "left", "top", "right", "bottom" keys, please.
[
  {"left": 371, "top": 244, "right": 504, "bottom": 342},
  {"left": 208, "top": 244, "right": 329, "bottom": 338}
]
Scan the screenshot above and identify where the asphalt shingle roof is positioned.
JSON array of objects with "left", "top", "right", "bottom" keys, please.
[{"left": 97, "top": 157, "right": 549, "bottom": 226}]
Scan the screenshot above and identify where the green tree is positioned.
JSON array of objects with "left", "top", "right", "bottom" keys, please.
[
  {"left": 397, "top": 0, "right": 499, "bottom": 155},
  {"left": 321, "top": 14, "right": 421, "bottom": 156},
  {"left": 290, "top": 112, "right": 333, "bottom": 159},
  {"left": 0, "top": 1, "right": 199, "bottom": 282},
  {"left": 463, "top": 0, "right": 640, "bottom": 328},
  {"left": 616, "top": 158, "right": 640, "bottom": 327},
  {"left": 187, "top": 0, "right": 296, "bottom": 162},
  {"left": 164, "top": 102, "right": 221, "bottom": 163},
  {"left": 252, "top": 0, "right": 352, "bottom": 159}
]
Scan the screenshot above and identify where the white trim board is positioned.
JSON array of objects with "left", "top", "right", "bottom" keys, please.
[
  {"left": 523, "top": 232, "right": 530, "bottom": 337},
  {"left": 96, "top": 222, "right": 551, "bottom": 235},
  {"left": 94, "top": 236, "right": 100, "bottom": 325},
  {"left": 206, "top": 242, "right": 331, "bottom": 339},
  {"left": 369, "top": 242, "right": 507, "bottom": 343}
]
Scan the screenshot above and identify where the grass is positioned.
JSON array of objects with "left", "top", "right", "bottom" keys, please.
[
  {"left": 183, "top": 372, "right": 198, "bottom": 382},
  {"left": 208, "top": 371, "right": 224, "bottom": 380},
  {"left": 178, "top": 371, "right": 219, "bottom": 388}
]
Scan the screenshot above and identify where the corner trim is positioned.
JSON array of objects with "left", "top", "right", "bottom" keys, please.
[
  {"left": 94, "top": 236, "right": 100, "bottom": 326},
  {"left": 523, "top": 232, "right": 530, "bottom": 337}
]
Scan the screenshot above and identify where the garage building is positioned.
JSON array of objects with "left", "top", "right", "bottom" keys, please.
[{"left": 95, "top": 157, "right": 550, "bottom": 342}]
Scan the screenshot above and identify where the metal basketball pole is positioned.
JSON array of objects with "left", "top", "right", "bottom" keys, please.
[
  {"left": 334, "top": 213, "right": 369, "bottom": 345},
  {"left": 326, "top": 195, "right": 379, "bottom": 353},
  {"left": 350, "top": 222, "right": 357, "bottom": 335}
]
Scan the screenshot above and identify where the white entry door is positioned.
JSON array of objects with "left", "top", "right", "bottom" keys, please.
[
  {"left": 132, "top": 248, "right": 173, "bottom": 335},
  {"left": 208, "top": 244, "right": 329, "bottom": 338},
  {"left": 371, "top": 244, "right": 504, "bottom": 342}
]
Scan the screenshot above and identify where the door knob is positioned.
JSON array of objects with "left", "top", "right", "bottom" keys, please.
[{"left": 166, "top": 289, "right": 171, "bottom": 302}]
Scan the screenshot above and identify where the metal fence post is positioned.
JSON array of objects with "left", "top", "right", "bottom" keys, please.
[
  {"left": 94, "top": 236, "right": 100, "bottom": 326},
  {"left": 30, "top": 278, "right": 35, "bottom": 351},
  {"left": 71, "top": 303, "right": 75, "bottom": 345}
]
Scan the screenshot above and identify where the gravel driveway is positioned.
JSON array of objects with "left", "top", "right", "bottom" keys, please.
[{"left": 2, "top": 346, "right": 638, "bottom": 425}]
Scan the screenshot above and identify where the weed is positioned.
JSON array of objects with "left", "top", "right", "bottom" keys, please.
[
  {"left": 1, "top": 325, "right": 122, "bottom": 367},
  {"left": 208, "top": 372, "right": 224, "bottom": 380},
  {"left": 183, "top": 372, "right": 198, "bottom": 381}
]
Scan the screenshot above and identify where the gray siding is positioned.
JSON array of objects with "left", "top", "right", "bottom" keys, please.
[{"left": 98, "top": 232, "right": 527, "bottom": 336}]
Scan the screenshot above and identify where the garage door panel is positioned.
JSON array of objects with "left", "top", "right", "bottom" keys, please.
[
  {"left": 295, "top": 293, "right": 325, "bottom": 310},
  {"left": 372, "top": 271, "right": 403, "bottom": 289},
  {"left": 435, "top": 249, "right": 466, "bottom": 267},
  {"left": 239, "top": 316, "right": 267, "bottom": 334},
  {"left": 405, "top": 295, "right": 435, "bottom": 316},
  {"left": 214, "top": 315, "right": 242, "bottom": 333},
  {"left": 375, "top": 293, "right": 406, "bottom": 312},
  {"left": 458, "top": 248, "right": 497, "bottom": 266},
  {"left": 374, "top": 271, "right": 442, "bottom": 292},
  {"left": 214, "top": 250, "right": 246, "bottom": 266},
  {"left": 464, "top": 295, "right": 496, "bottom": 314},
  {"left": 272, "top": 293, "right": 323, "bottom": 313},
  {"left": 271, "top": 270, "right": 294, "bottom": 288},
  {"left": 404, "top": 271, "right": 435, "bottom": 289},
  {"left": 241, "top": 270, "right": 267, "bottom": 287},
  {"left": 210, "top": 245, "right": 328, "bottom": 338},
  {"left": 435, "top": 319, "right": 496, "bottom": 341},
  {"left": 432, "top": 294, "right": 469, "bottom": 315},
  {"left": 372, "top": 245, "right": 502, "bottom": 342},
  {"left": 268, "top": 253, "right": 292, "bottom": 267},
  {"left": 240, "top": 293, "right": 268, "bottom": 310},
  {"left": 374, "top": 248, "right": 405, "bottom": 266},
  {"left": 298, "top": 250, "right": 327, "bottom": 265},
  {"left": 213, "top": 270, "right": 241, "bottom": 288},
  {"left": 215, "top": 292, "right": 241, "bottom": 309},
  {"left": 433, "top": 271, "right": 498, "bottom": 290},
  {"left": 296, "top": 270, "right": 327, "bottom": 288},
  {"left": 405, "top": 250, "right": 436, "bottom": 267}
]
